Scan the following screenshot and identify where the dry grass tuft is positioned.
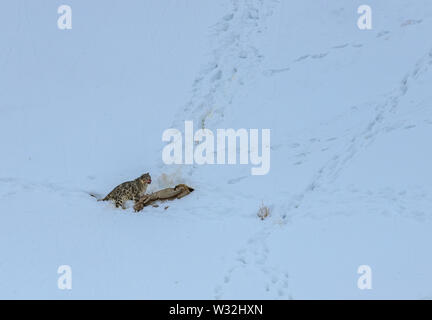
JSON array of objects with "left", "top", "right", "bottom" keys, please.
[{"left": 257, "top": 202, "right": 270, "bottom": 220}]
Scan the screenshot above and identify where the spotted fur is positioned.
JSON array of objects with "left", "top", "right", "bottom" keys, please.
[{"left": 102, "top": 173, "right": 151, "bottom": 209}]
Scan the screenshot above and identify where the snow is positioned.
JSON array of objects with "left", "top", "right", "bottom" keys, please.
[{"left": 1, "top": 0, "right": 432, "bottom": 299}]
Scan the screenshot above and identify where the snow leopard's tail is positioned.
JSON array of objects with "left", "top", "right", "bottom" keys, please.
[{"left": 89, "top": 192, "right": 105, "bottom": 201}]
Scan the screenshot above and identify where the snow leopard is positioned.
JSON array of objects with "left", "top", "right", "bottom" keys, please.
[{"left": 101, "top": 173, "right": 152, "bottom": 209}]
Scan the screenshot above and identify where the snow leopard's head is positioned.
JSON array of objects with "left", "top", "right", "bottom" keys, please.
[{"left": 137, "top": 173, "right": 151, "bottom": 185}]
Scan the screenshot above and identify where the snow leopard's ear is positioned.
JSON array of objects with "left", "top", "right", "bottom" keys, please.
[{"left": 142, "top": 173, "right": 151, "bottom": 182}]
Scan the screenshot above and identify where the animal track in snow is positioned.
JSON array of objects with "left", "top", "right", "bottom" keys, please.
[
  {"left": 264, "top": 16, "right": 429, "bottom": 77},
  {"left": 401, "top": 19, "right": 422, "bottom": 27},
  {"left": 280, "top": 46, "right": 432, "bottom": 220},
  {"left": 172, "top": 0, "right": 280, "bottom": 132},
  {"left": 214, "top": 225, "right": 292, "bottom": 299}
]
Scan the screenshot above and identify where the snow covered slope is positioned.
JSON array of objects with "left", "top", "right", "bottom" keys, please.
[{"left": 1, "top": 0, "right": 432, "bottom": 299}]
